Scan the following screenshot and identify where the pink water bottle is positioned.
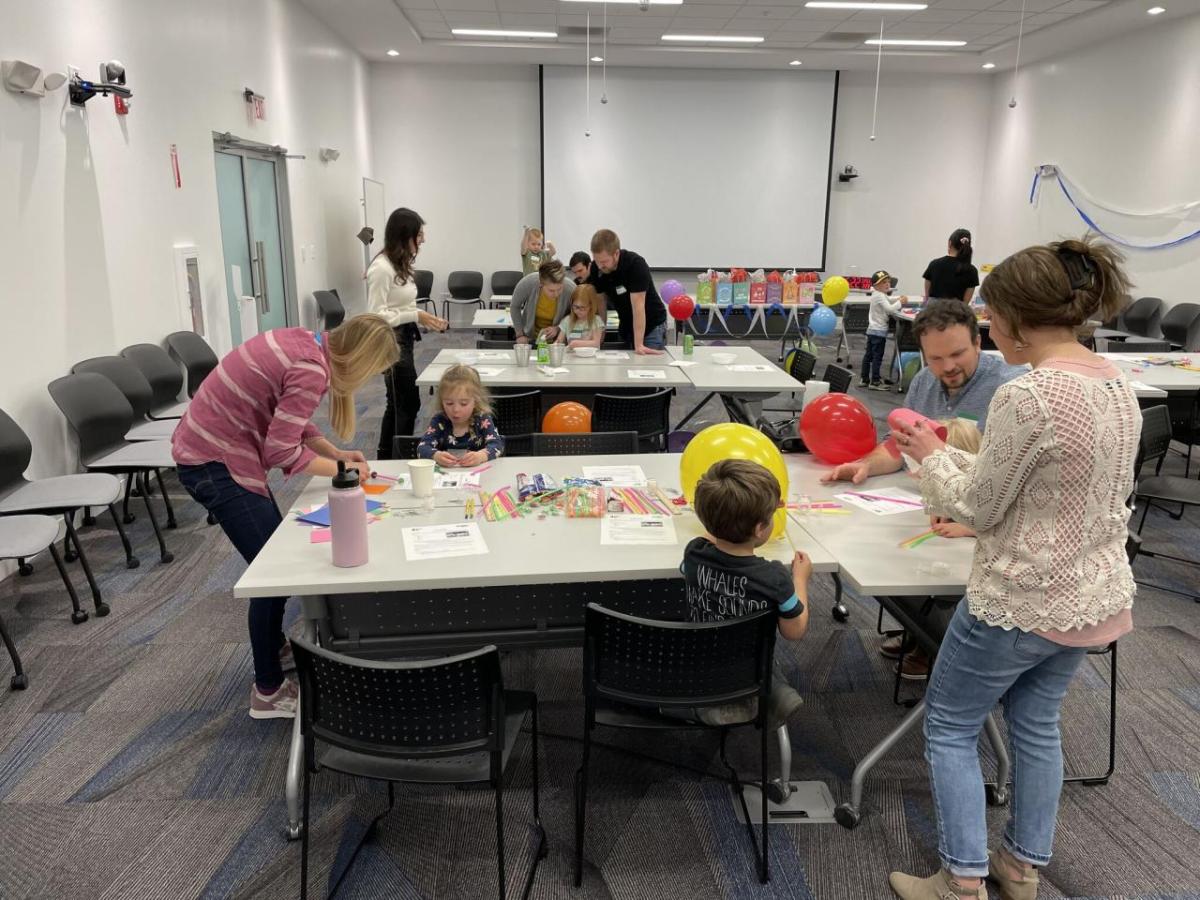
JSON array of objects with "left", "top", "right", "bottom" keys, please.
[{"left": 328, "top": 461, "right": 368, "bottom": 568}]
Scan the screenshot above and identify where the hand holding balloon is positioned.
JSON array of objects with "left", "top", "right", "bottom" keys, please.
[
  {"left": 892, "top": 415, "right": 946, "bottom": 463},
  {"left": 883, "top": 409, "right": 947, "bottom": 459}
]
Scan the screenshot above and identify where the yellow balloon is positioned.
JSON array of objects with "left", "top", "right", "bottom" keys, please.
[
  {"left": 822, "top": 275, "right": 850, "bottom": 306},
  {"left": 680, "top": 423, "right": 789, "bottom": 540}
]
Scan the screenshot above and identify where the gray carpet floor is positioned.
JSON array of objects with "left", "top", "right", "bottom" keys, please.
[{"left": 1, "top": 325, "right": 1198, "bottom": 900}]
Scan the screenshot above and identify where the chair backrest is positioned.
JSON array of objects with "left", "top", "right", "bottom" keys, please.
[
  {"left": 894, "top": 317, "right": 921, "bottom": 352},
  {"left": 582, "top": 603, "right": 775, "bottom": 710},
  {"left": 312, "top": 290, "right": 346, "bottom": 331},
  {"left": 164, "top": 332, "right": 219, "bottom": 398},
  {"left": 1159, "top": 302, "right": 1200, "bottom": 349},
  {"left": 391, "top": 435, "right": 423, "bottom": 460},
  {"left": 123, "top": 343, "right": 185, "bottom": 409},
  {"left": 291, "top": 635, "right": 504, "bottom": 758},
  {"left": 0, "top": 409, "right": 33, "bottom": 496},
  {"left": 1104, "top": 341, "right": 1173, "bottom": 354},
  {"left": 1121, "top": 297, "right": 1163, "bottom": 337},
  {"left": 531, "top": 431, "right": 639, "bottom": 456},
  {"left": 47, "top": 372, "right": 135, "bottom": 465},
  {"left": 71, "top": 356, "right": 156, "bottom": 420},
  {"left": 592, "top": 389, "right": 674, "bottom": 451},
  {"left": 447, "top": 271, "right": 484, "bottom": 300},
  {"left": 841, "top": 302, "right": 871, "bottom": 334},
  {"left": 786, "top": 349, "right": 817, "bottom": 383},
  {"left": 491, "top": 391, "right": 543, "bottom": 437},
  {"left": 1136, "top": 404, "right": 1172, "bottom": 474},
  {"left": 476, "top": 339, "right": 515, "bottom": 350},
  {"left": 414, "top": 269, "right": 434, "bottom": 300},
  {"left": 822, "top": 364, "right": 853, "bottom": 394},
  {"left": 490, "top": 270, "right": 523, "bottom": 297}
]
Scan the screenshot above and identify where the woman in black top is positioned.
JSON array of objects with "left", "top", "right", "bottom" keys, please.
[{"left": 923, "top": 228, "right": 980, "bottom": 302}]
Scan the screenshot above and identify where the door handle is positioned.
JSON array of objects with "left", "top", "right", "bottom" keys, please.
[{"left": 255, "top": 241, "right": 271, "bottom": 314}]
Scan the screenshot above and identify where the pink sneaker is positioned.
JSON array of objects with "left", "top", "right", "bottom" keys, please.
[{"left": 249, "top": 679, "right": 299, "bottom": 720}]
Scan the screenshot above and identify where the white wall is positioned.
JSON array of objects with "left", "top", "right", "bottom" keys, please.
[
  {"left": 0, "top": 0, "right": 372, "bottom": 477},
  {"left": 368, "top": 63, "right": 541, "bottom": 303},
  {"left": 978, "top": 13, "right": 1200, "bottom": 305}
]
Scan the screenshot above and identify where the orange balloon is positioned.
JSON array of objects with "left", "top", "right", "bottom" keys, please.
[{"left": 542, "top": 401, "right": 592, "bottom": 433}]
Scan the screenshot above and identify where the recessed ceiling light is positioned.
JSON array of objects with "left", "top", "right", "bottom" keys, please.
[
  {"left": 805, "top": 2, "right": 928, "bottom": 9},
  {"left": 386, "top": 49, "right": 400, "bottom": 57},
  {"left": 591, "top": 56, "right": 604, "bottom": 62},
  {"left": 1147, "top": 6, "right": 1166, "bottom": 13},
  {"left": 451, "top": 28, "right": 557, "bottom": 38},
  {"left": 661, "top": 34, "right": 765, "bottom": 43},
  {"left": 982, "top": 62, "right": 995, "bottom": 69},
  {"left": 864, "top": 38, "right": 967, "bottom": 46},
  {"left": 789, "top": 59, "right": 803, "bottom": 66}
]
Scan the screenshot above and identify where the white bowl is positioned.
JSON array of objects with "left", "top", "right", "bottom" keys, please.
[
  {"left": 712, "top": 352, "right": 737, "bottom": 365},
  {"left": 572, "top": 346, "right": 597, "bottom": 358},
  {"left": 456, "top": 352, "right": 480, "bottom": 366}
]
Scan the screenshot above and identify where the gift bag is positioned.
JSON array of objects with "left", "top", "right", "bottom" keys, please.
[
  {"left": 782, "top": 281, "right": 800, "bottom": 305},
  {"left": 716, "top": 282, "right": 734, "bottom": 305},
  {"left": 749, "top": 282, "right": 768, "bottom": 304},
  {"left": 732, "top": 282, "right": 751, "bottom": 306},
  {"left": 799, "top": 283, "right": 817, "bottom": 306},
  {"left": 766, "top": 283, "right": 783, "bottom": 305},
  {"left": 696, "top": 280, "right": 715, "bottom": 305}
]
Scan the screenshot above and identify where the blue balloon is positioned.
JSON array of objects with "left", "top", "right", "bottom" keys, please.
[{"left": 809, "top": 304, "right": 837, "bottom": 336}]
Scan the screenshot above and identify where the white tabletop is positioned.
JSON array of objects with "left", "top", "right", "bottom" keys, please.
[
  {"left": 981, "top": 351, "right": 1167, "bottom": 400},
  {"left": 233, "top": 453, "right": 835, "bottom": 599},
  {"left": 1097, "top": 352, "right": 1200, "bottom": 394},
  {"left": 468, "top": 309, "right": 621, "bottom": 330},
  {"left": 783, "top": 455, "right": 974, "bottom": 597},
  {"left": 667, "top": 345, "right": 803, "bottom": 394},
  {"left": 416, "top": 361, "right": 690, "bottom": 389},
  {"left": 430, "top": 347, "right": 669, "bottom": 369}
]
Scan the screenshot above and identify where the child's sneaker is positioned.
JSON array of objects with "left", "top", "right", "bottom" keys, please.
[
  {"left": 858, "top": 379, "right": 871, "bottom": 389},
  {"left": 249, "top": 679, "right": 299, "bottom": 719},
  {"left": 869, "top": 380, "right": 889, "bottom": 391}
]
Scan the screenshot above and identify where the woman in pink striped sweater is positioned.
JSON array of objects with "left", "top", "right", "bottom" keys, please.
[{"left": 172, "top": 315, "right": 398, "bottom": 719}]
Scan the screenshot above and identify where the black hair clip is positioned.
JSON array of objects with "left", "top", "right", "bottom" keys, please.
[{"left": 1056, "top": 248, "right": 1095, "bottom": 292}]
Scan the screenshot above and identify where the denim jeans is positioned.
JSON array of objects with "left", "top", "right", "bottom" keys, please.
[
  {"left": 861, "top": 333, "right": 888, "bottom": 383},
  {"left": 643, "top": 322, "right": 667, "bottom": 350},
  {"left": 177, "top": 462, "right": 288, "bottom": 692},
  {"left": 925, "top": 602, "right": 1087, "bottom": 878}
]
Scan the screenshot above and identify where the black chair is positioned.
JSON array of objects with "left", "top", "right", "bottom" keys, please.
[
  {"left": 835, "top": 302, "right": 870, "bottom": 367},
  {"left": 492, "top": 391, "right": 542, "bottom": 437},
  {"left": 121, "top": 343, "right": 189, "bottom": 418},
  {"left": 490, "top": 270, "right": 523, "bottom": 308},
  {"left": 531, "top": 431, "right": 639, "bottom": 456},
  {"left": 48, "top": 373, "right": 176, "bottom": 565},
  {"left": 888, "top": 315, "right": 922, "bottom": 392},
  {"left": 0, "top": 407, "right": 137, "bottom": 621},
  {"left": 764, "top": 349, "right": 817, "bottom": 416},
  {"left": 71, "top": 357, "right": 176, "bottom": 442},
  {"left": 291, "top": 637, "right": 546, "bottom": 900},
  {"left": 312, "top": 289, "right": 346, "bottom": 331},
  {"left": 442, "top": 270, "right": 485, "bottom": 322},
  {"left": 1103, "top": 341, "right": 1173, "bottom": 353},
  {"left": 414, "top": 269, "right": 435, "bottom": 311},
  {"left": 1120, "top": 297, "right": 1163, "bottom": 338},
  {"left": 1159, "top": 302, "right": 1200, "bottom": 351},
  {"left": 592, "top": 389, "right": 673, "bottom": 452},
  {"left": 165, "top": 331, "right": 219, "bottom": 399},
  {"left": 575, "top": 603, "right": 777, "bottom": 886},
  {"left": 390, "top": 435, "right": 422, "bottom": 460},
  {"left": 822, "top": 364, "right": 853, "bottom": 395},
  {"left": 476, "top": 339, "right": 516, "bottom": 350},
  {"left": 1132, "top": 404, "right": 1200, "bottom": 597},
  {"left": 1166, "top": 389, "right": 1200, "bottom": 478}
]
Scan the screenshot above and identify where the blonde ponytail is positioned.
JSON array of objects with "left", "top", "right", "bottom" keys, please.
[{"left": 325, "top": 314, "right": 400, "bottom": 441}]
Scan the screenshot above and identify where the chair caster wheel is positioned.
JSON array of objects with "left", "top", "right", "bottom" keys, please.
[
  {"left": 834, "top": 803, "right": 861, "bottom": 830},
  {"left": 832, "top": 604, "right": 849, "bottom": 623},
  {"left": 18, "top": 563, "right": 33, "bottom": 577},
  {"left": 160, "top": 552, "right": 175, "bottom": 565},
  {"left": 206, "top": 513, "right": 217, "bottom": 526},
  {"left": 123, "top": 514, "right": 136, "bottom": 525},
  {"left": 64, "top": 551, "right": 78, "bottom": 563},
  {"left": 126, "top": 557, "right": 140, "bottom": 569},
  {"left": 82, "top": 514, "right": 96, "bottom": 526},
  {"left": 71, "top": 610, "right": 89, "bottom": 625},
  {"left": 10, "top": 674, "right": 28, "bottom": 690},
  {"left": 985, "top": 784, "right": 1009, "bottom": 807},
  {"left": 94, "top": 603, "right": 111, "bottom": 617},
  {"left": 766, "top": 781, "right": 792, "bottom": 805},
  {"left": 285, "top": 824, "right": 303, "bottom": 841}
]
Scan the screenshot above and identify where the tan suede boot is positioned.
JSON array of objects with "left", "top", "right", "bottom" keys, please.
[
  {"left": 987, "top": 849, "right": 1040, "bottom": 900},
  {"left": 889, "top": 869, "right": 987, "bottom": 900}
]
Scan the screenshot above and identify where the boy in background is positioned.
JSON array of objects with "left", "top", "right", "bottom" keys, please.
[{"left": 861, "top": 269, "right": 909, "bottom": 390}]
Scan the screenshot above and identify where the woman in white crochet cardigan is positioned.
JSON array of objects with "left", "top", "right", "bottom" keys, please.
[{"left": 887, "top": 238, "right": 1139, "bottom": 900}]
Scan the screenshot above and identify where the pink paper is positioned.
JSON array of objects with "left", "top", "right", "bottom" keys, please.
[{"left": 310, "top": 528, "right": 332, "bottom": 544}]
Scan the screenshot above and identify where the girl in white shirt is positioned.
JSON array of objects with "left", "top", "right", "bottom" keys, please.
[{"left": 365, "top": 208, "right": 447, "bottom": 458}]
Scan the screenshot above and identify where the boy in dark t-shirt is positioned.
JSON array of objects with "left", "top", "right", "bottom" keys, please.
[{"left": 682, "top": 459, "right": 811, "bottom": 727}]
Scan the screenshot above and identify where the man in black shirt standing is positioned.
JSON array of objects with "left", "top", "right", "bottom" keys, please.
[{"left": 586, "top": 229, "right": 667, "bottom": 355}]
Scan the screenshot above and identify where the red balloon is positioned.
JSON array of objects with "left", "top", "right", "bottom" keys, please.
[
  {"left": 542, "top": 401, "right": 592, "bottom": 433},
  {"left": 799, "top": 394, "right": 878, "bottom": 464},
  {"left": 668, "top": 294, "right": 695, "bottom": 321}
]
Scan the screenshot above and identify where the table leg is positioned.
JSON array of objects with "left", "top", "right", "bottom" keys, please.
[
  {"left": 982, "top": 712, "right": 1011, "bottom": 805},
  {"left": 673, "top": 392, "right": 717, "bottom": 431},
  {"left": 835, "top": 699, "right": 925, "bottom": 829}
]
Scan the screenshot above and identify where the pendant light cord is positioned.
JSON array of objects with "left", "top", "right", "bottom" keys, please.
[{"left": 870, "top": 17, "right": 884, "bottom": 140}]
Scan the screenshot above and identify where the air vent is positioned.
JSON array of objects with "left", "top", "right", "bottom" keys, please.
[
  {"left": 559, "top": 25, "right": 610, "bottom": 38},
  {"left": 817, "top": 31, "right": 873, "bottom": 44}
]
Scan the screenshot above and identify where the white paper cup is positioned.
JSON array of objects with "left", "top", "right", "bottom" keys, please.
[
  {"left": 408, "top": 459, "right": 435, "bottom": 498},
  {"left": 802, "top": 380, "right": 830, "bottom": 409}
]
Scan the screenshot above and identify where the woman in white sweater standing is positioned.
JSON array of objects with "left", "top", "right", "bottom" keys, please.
[
  {"left": 366, "top": 208, "right": 448, "bottom": 458},
  {"left": 888, "top": 238, "right": 1138, "bottom": 900}
]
